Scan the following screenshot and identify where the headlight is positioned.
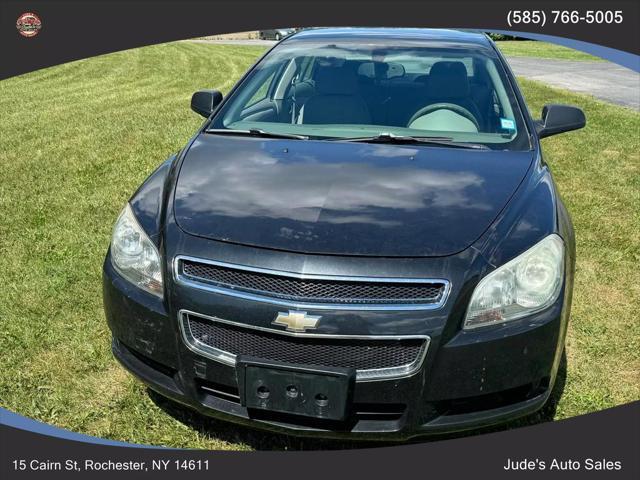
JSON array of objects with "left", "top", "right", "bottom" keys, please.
[
  {"left": 464, "top": 234, "right": 564, "bottom": 329},
  {"left": 110, "top": 204, "right": 163, "bottom": 297}
]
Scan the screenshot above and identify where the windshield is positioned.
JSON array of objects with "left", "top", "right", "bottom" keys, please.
[{"left": 211, "top": 39, "right": 531, "bottom": 150}]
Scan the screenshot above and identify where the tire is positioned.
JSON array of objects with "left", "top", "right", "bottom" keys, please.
[{"left": 275, "top": 33, "right": 281, "bottom": 41}]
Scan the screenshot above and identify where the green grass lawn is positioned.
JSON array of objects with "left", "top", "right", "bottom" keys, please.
[
  {"left": 1, "top": 42, "right": 638, "bottom": 450},
  {"left": 495, "top": 40, "right": 603, "bottom": 61}
]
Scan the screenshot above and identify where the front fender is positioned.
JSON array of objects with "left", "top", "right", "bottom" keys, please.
[
  {"left": 129, "top": 154, "right": 178, "bottom": 239},
  {"left": 473, "top": 153, "right": 562, "bottom": 268}
]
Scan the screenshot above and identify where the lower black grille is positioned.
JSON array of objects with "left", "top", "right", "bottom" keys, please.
[
  {"left": 183, "top": 313, "right": 426, "bottom": 376},
  {"left": 179, "top": 259, "right": 446, "bottom": 306}
]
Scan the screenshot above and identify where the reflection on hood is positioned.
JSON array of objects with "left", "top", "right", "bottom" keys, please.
[
  {"left": 177, "top": 155, "right": 489, "bottom": 226},
  {"left": 174, "top": 135, "right": 532, "bottom": 256}
]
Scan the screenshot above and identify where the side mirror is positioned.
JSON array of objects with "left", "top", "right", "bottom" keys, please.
[
  {"left": 536, "top": 104, "right": 586, "bottom": 139},
  {"left": 191, "top": 90, "right": 223, "bottom": 118}
]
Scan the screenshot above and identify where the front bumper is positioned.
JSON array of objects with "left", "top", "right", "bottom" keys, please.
[{"left": 103, "top": 253, "right": 568, "bottom": 440}]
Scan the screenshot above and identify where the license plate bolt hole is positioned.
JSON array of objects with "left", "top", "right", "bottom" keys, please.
[
  {"left": 286, "top": 385, "right": 299, "bottom": 398},
  {"left": 256, "top": 385, "right": 270, "bottom": 399},
  {"left": 315, "top": 393, "right": 329, "bottom": 407}
]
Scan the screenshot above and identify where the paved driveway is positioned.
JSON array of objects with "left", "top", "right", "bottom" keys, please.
[
  {"left": 190, "top": 40, "right": 640, "bottom": 110},
  {"left": 506, "top": 57, "right": 639, "bottom": 110}
]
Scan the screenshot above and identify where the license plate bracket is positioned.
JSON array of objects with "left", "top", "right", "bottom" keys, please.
[{"left": 237, "top": 356, "right": 355, "bottom": 421}]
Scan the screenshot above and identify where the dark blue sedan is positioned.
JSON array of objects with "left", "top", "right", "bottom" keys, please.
[{"left": 103, "top": 28, "right": 585, "bottom": 439}]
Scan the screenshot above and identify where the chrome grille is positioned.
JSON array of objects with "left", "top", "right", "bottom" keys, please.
[
  {"left": 180, "top": 311, "right": 429, "bottom": 381},
  {"left": 176, "top": 257, "right": 448, "bottom": 309}
]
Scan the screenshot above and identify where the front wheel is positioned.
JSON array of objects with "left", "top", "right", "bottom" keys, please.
[{"left": 275, "top": 33, "right": 281, "bottom": 41}]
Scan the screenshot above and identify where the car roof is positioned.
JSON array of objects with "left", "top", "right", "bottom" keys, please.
[{"left": 286, "top": 27, "right": 492, "bottom": 47}]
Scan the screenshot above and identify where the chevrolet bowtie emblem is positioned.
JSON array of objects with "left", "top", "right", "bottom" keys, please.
[{"left": 272, "top": 310, "right": 321, "bottom": 332}]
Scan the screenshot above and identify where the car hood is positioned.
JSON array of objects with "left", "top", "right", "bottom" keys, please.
[{"left": 173, "top": 134, "right": 533, "bottom": 257}]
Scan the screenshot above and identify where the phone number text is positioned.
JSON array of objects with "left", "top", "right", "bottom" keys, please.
[{"left": 507, "top": 10, "right": 623, "bottom": 27}]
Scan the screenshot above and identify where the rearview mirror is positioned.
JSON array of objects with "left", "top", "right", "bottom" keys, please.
[
  {"left": 357, "top": 61, "right": 406, "bottom": 80},
  {"left": 536, "top": 104, "right": 586, "bottom": 139},
  {"left": 191, "top": 90, "right": 223, "bottom": 118},
  {"left": 385, "top": 62, "right": 406, "bottom": 79}
]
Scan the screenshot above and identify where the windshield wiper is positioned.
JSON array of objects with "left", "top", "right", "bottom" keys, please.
[
  {"left": 336, "top": 133, "right": 488, "bottom": 150},
  {"left": 205, "top": 128, "right": 309, "bottom": 140}
]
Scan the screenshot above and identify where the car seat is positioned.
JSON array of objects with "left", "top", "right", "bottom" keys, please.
[{"left": 299, "top": 62, "right": 372, "bottom": 125}]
